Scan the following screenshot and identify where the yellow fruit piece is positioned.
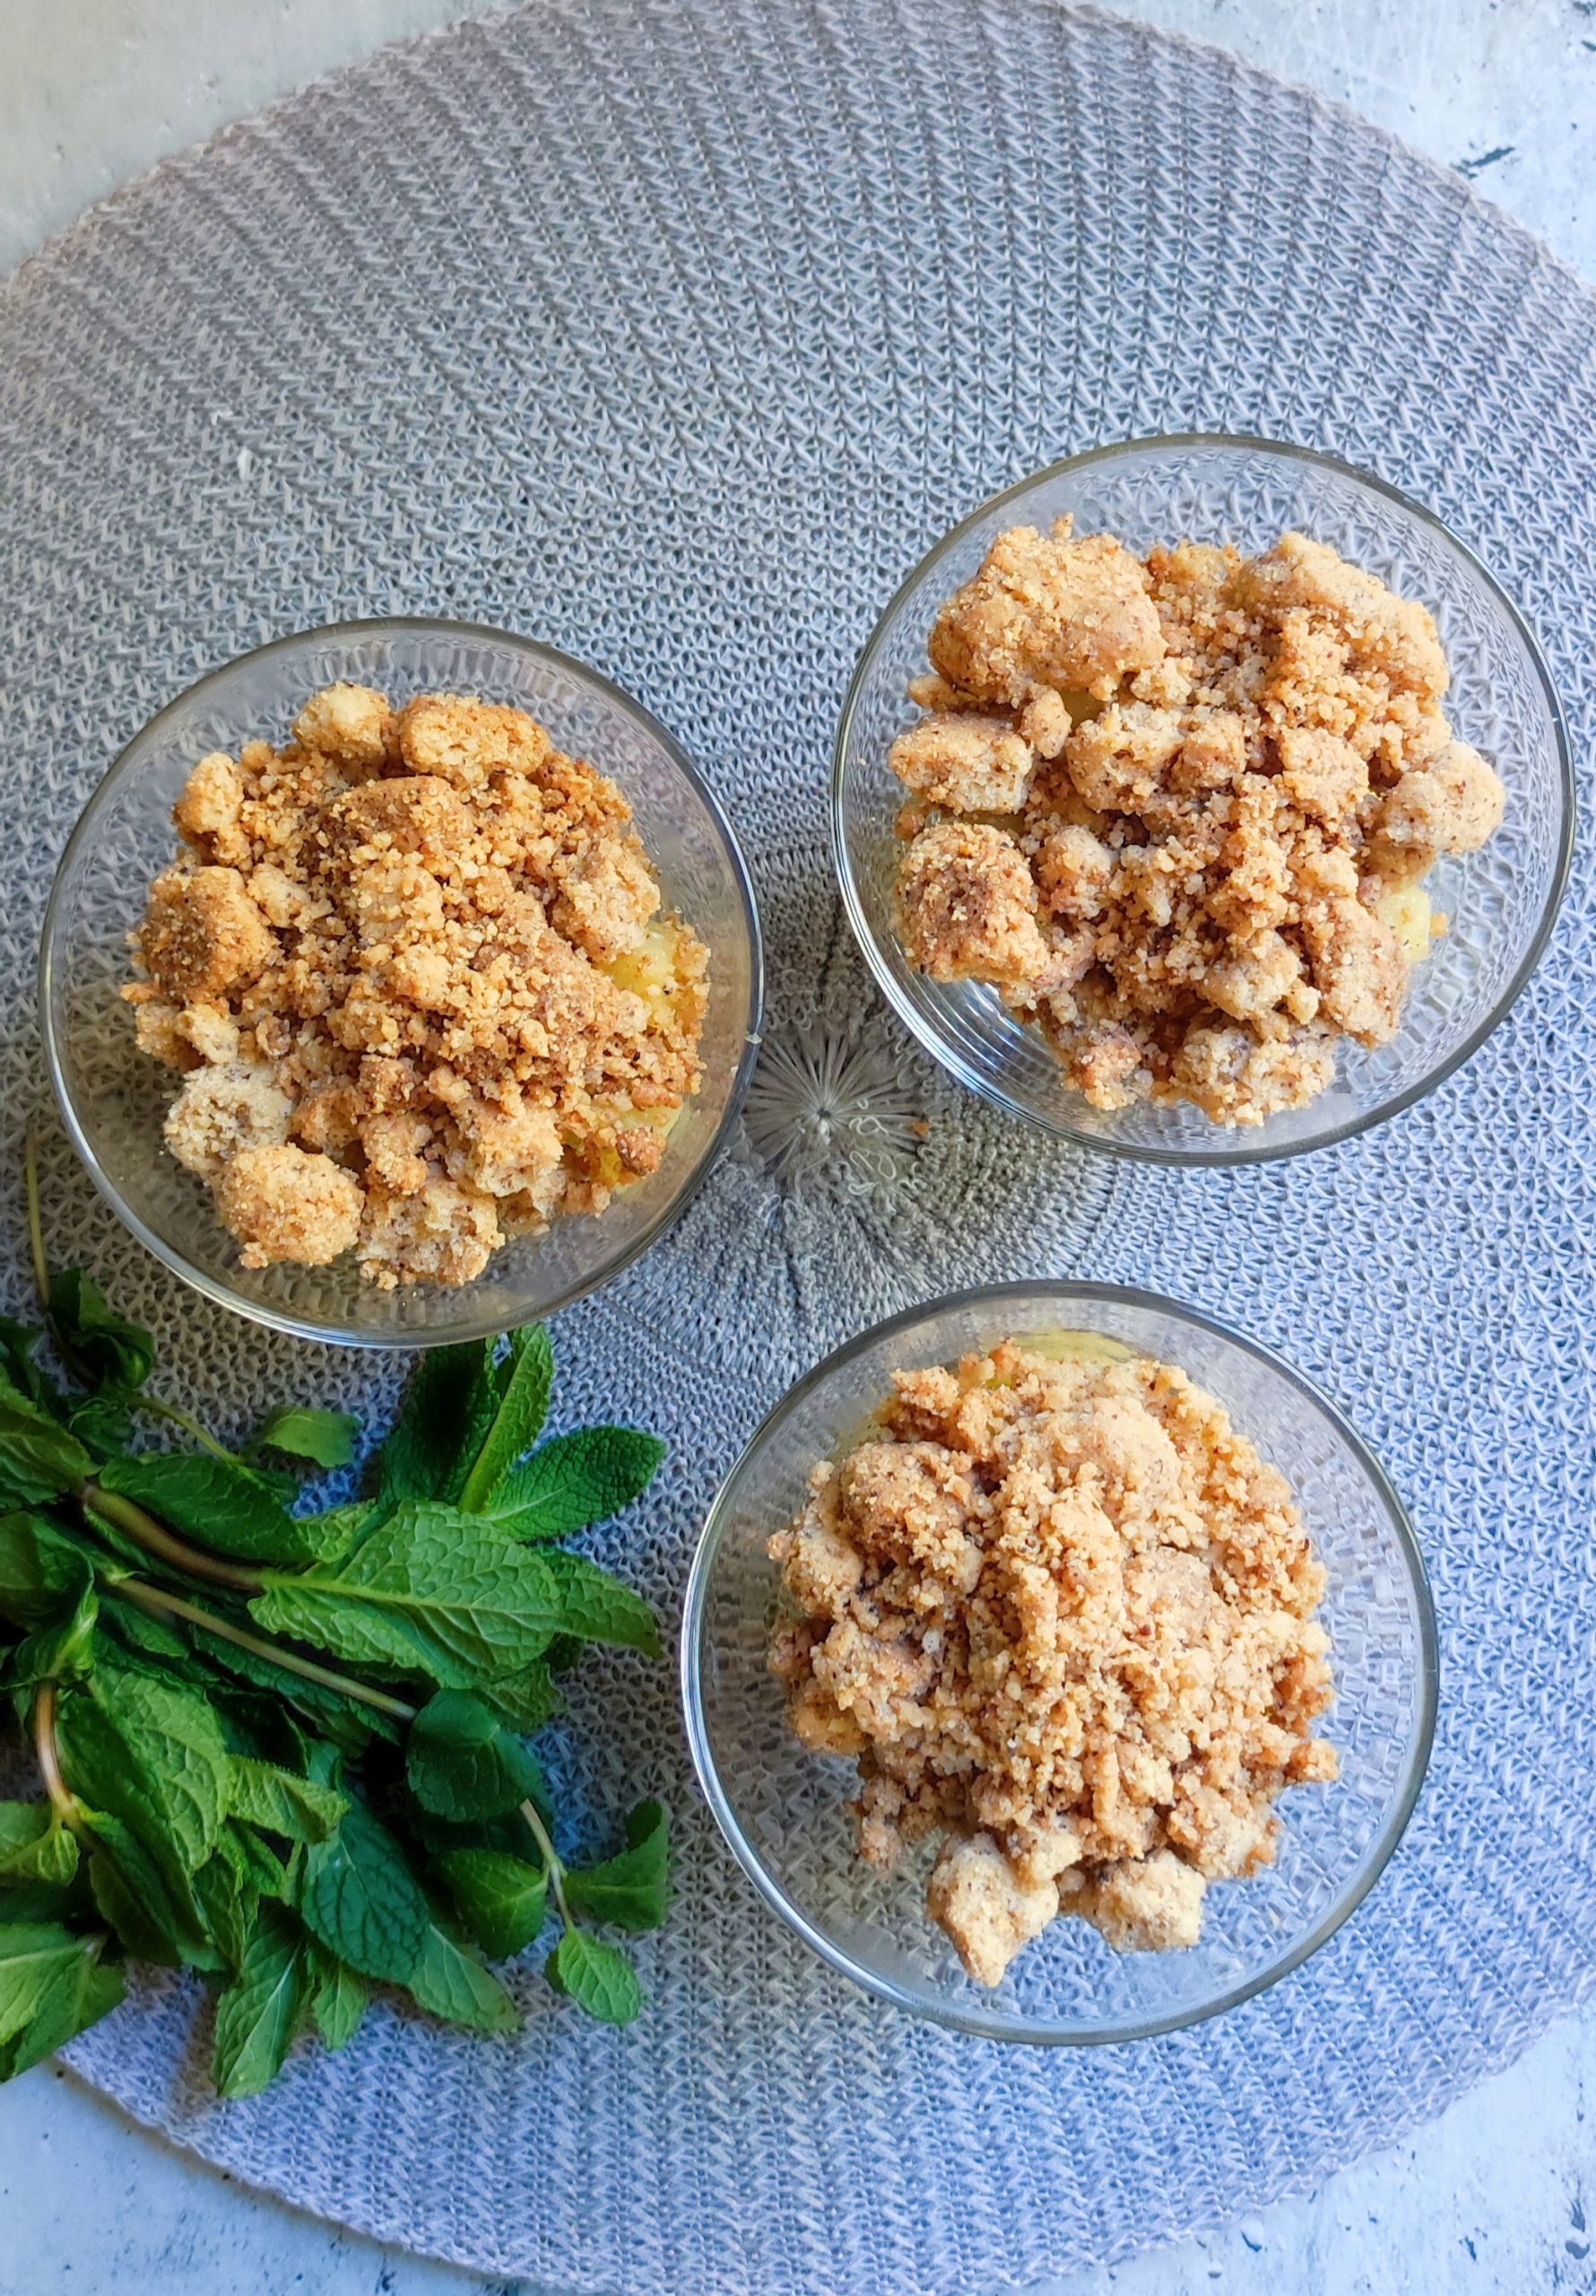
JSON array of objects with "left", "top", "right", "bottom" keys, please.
[{"left": 1375, "top": 883, "right": 1435, "bottom": 964}]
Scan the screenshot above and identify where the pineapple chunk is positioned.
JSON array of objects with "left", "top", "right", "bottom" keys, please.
[
  {"left": 1375, "top": 883, "right": 1435, "bottom": 964},
  {"left": 607, "top": 921, "right": 683, "bottom": 1010}
]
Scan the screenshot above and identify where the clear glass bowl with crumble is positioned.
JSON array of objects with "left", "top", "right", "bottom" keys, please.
[
  {"left": 41, "top": 620, "right": 763, "bottom": 1346},
  {"left": 681, "top": 1282, "right": 1436, "bottom": 2045},
  {"left": 833, "top": 434, "right": 1573, "bottom": 1164}
]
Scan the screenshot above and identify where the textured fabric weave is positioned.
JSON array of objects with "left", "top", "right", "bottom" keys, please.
[{"left": 2, "top": 1, "right": 1594, "bottom": 2286}]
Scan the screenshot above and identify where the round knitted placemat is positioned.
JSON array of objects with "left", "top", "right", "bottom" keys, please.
[{"left": 3, "top": 1, "right": 1594, "bottom": 2287}]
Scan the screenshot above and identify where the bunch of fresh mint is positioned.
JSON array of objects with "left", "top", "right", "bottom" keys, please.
[{"left": 0, "top": 1152, "right": 671, "bottom": 2097}]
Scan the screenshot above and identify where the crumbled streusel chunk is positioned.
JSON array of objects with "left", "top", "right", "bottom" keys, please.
[
  {"left": 396, "top": 692, "right": 551, "bottom": 787},
  {"left": 889, "top": 713, "right": 1038, "bottom": 815},
  {"left": 892, "top": 524, "right": 1506, "bottom": 1126},
  {"left": 898, "top": 820, "right": 1050, "bottom": 986},
  {"left": 930, "top": 520, "right": 1166, "bottom": 703},
  {"left": 213, "top": 1143, "right": 365, "bottom": 1269},
  {"left": 139, "top": 865, "right": 277, "bottom": 1006},
  {"left": 164, "top": 1059, "right": 292, "bottom": 1180},
  {"left": 769, "top": 1342, "right": 1337, "bottom": 1986},
  {"left": 292, "top": 682, "right": 397, "bottom": 773},
  {"left": 927, "top": 1834, "right": 1063, "bottom": 1987},
  {"left": 127, "top": 686, "right": 707, "bottom": 1284}
]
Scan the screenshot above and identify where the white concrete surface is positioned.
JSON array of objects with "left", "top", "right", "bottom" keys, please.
[
  {"left": 2, "top": 2005, "right": 1595, "bottom": 2292},
  {"left": 2, "top": 3, "right": 1594, "bottom": 2292}
]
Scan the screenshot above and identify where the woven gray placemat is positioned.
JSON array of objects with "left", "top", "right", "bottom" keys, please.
[{"left": 2, "top": 1, "right": 1593, "bottom": 2287}]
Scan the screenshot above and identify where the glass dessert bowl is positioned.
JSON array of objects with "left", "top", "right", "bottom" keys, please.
[
  {"left": 40, "top": 619, "right": 763, "bottom": 1346},
  {"left": 682, "top": 1282, "right": 1436, "bottom": 2044},
  {"left": 834, "top": 433, "right": 1573, "bottom": 1163}
]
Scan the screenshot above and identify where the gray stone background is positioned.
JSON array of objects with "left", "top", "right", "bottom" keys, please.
[{"left": 1, "top": 3, "right": 1592, "bottom": 2292}]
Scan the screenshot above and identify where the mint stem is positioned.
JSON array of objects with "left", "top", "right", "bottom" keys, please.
[
  {"left": 517, "top": 1796, "right": 570, "bottom": 1925},
  {"left": 133, "top": 1396, "right": 241, "bottom": 1465},
  {"left": 114, "top": 1579, "right": 419, "bottom": 1723},
  {"left": 82, "top": 1482, "right": 265, "bottom": 1595},
  {"left": 31, "top": 1682, "right": 85, "bottom": 1836},
  {"left": 22, "top": 1132, "right": 49, "bottom": 1313}
]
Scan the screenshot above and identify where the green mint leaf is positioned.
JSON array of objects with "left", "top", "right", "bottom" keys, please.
[
  {"left": 62, "top": 1666, "right": 232, "bottom": 1963},
  {"left": 221, "top": 1819, "right": 293, "bottom": 1903},
  {"left": 243, "top": 1462, "right": 302, "bottom": 1508},
  {"left": 563, "top": 1800, "right": 670, "bottom": 1933},
  {"left": 476, "top": 1660, "right": 561, "bottom": 1735},
  {"left": 0, "top": 1803, "right": 80, "bottom": 1888},
  {"left": 212, "top": 1901, "right": 309, "bottom": 2099},
  {"left": 546, "top": 1927, "right": 644, "bottom": 2026},
  {"left": 438, "top": 1849, "right": 547, "bottom": 1959},
  {"left": 84, "top": 1812, "right": 221, "bottom": 1970},
  {"left": 456, "top": 1327, "right": 554, "bottom": 1513},
  {"left": 96, "top": 1452, "right": 319, "bottom": 1568},
  {"left": 57, "top": 1662, "right": 231, "bottom": 1883},
  {"left": 403, "top": 1915, "right": 519, "bottom": 2033},
  {"left": 0, "top": 1318, "right": 64, "bottom": 1413},
  {"left": 87, "top": 1625, "right": 201, "bottom": 1699},
  {"left": 0, "top": 1387, "right": 91, "bottom": 1509},
  {"left": 0, "top": 1924, "right": 95, "bottom": 2045},
  {"left": 0, "top": 1937, "right": 122, "bottom": 2081},
  {"left": 544, "top": 1550, "right": 661, "bottom": 1657},
  {"left": 0, "top": 1510, "right": 91, "bottom": 1630},
  {"left": 298, "top": 1801, "right": 429, "bottom": 1985},
  {"left": 486, "top": 1426, "right": 664, "bottom": 1541},
  {"left": 0, "top": 1543, "right": 97, "bottom": 1690},
  {"left": 306, "top": 1942, "right": 370, "bottom": 2052},
  {"left": 248, "top": 1406, "right": 360, "bottom": 1473},
  {"left": 194, "top": 1841, "right": 257, "bottom": 1970},
  {"left": 405, "top": 1692, "right": 545, "bottom": 1822},
  {"left": 64, "top": 1394, "right": 137, "bottom": 1463},
  {"left": 251, "top": 1501, "right": 562, "bottom": 1687},
  {"left": 46, "top": 1269, "right": 155, "bottom": 1396},
  {"left": 229, "top": 1758, "right": 349, "bottom": 1844},
  {"left": 291, "top": 1502, "right": 381, "bottom": 1568},
  {"left": 458, "top": 1346, "right": 507, "bottom": 1476},
  {"left": 0, "top": 1882, "right": 81, "bottom": 1926},
  {"left": 5, "top": 1566, "right": 98, "bottom": 1688},
  {"left": 0, "top": 1924, "right": 121, "bottom": 2077},
  {"left": 101, "top": 1597, "right": 192, "bottom": 1665},
  {"left": 170, "top": 1612, "right": 395, "bottom": 1752},
  {"left": 376, "top": 1344, "right": 497, "bottom": 1507}
]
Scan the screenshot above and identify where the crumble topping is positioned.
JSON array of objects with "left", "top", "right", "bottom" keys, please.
[
  {"left": 768, "top": 1340, "right": 1337, "bottom": 1986},
  {"left": 126, "top": 683, "right": 708, "bottom": 1286},
  {"left": 891, "top": 523, "right": 1506, "bottom": 1126}
]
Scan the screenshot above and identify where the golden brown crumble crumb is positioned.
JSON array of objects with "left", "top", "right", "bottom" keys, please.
[
  {"left": 889, "top": 714, "right": 1037, "bottom": 815},
  {"left": 139, "top": 865, "right": 278, "bottom": 1006},
  {"left": 898, "top": 820, "right": 1051, "bottom": 987},
  {"left": 892, "top": 522, "right": 1507, "bottom": 1126},
  {"left": 929, "top": 521, "right": 1166, "bottom": 703},
  {"left": 162, "top": 1059, "right": 291, "bottom": 1179},
  {"left": 769, "top": 1340, "right": 1337, "bottom": 1985},
  {"left": 126, "top": 684, "right": 708, "bottom": 1286},
  {"left": 214, "top": 1143, "right": 365, "bottom": 1269},
  {"left": 293, "top": 682, "right": 398, "bottom": 774}
]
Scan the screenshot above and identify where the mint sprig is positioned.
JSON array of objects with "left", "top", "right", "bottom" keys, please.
[{"left": 0, "top": 1139, "right": 672, "bottom": 2096}]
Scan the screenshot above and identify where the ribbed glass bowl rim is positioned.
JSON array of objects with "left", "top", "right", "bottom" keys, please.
[
  {"left": 39, "top": 614, "right": 766, "bottom": 1351},
  {"left": 681, "top": 1278, "right": 1439, "bottom": 2046},
  {"left": 831, "top": 430, "right": 1576, "bottom": 1168}
]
